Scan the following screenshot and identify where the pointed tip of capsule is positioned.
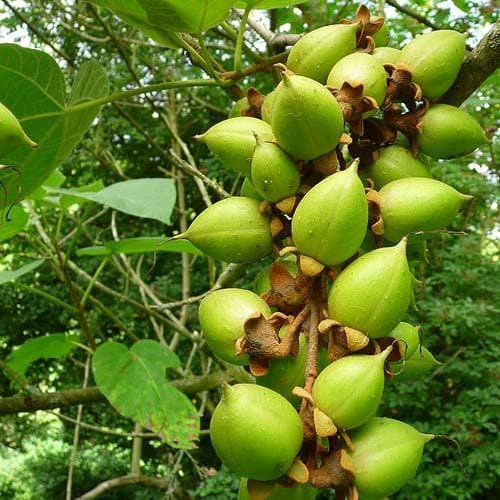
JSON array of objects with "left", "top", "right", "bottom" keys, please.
[
  {"left": 24, "top": 135, "right": 37, "bottom": 149},
  {"left": 193, "top": 133, "right": 205, "bottom": 142},
  {"left": 397, "top": 236, "right": 408, "bottom": 252},
  {"left": 170, "top": 232, "right": 188, "bottom": 242},
  {"left": 347, "top": 158, "right": 360, "bottom": 173},
  {"left": 379, "top": 344, "right": 393, "bottom": 362}
]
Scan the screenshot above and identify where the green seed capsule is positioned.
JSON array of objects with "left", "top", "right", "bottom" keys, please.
[
  {"left": 387, "top": 322, "right": 420, "bottom": 359},
  {"left": 398, "top": 30, "right": 465, "bottom": 100},
  {"left": 174, "top": 197, "right": 272, "bottom": 263},
  {"left": 372, "top": 20, "right": 389, "bottom": 47},
  {"left": 251, "top": 135, "right": 300, "bottom": 202},
  {"left": 327, "top": 53, "right": 387, "bottom": 106},
  {"left": 292, "top": 162, "right": 368, "bottom": 266},
  {"left": 199, "top": 288, "right": 271, "bottom": 365},
  {"left": 238, "top": 478, "right": 317, "bottom": 500},
  {"left": 258, "top": 328, "right": 307, "bottom": 408},
  {"left": 417, "top": 104, "right": 488, "bottom": 159},
  {"left": 210, "top": 384, "right": 303, "bottom": 481},
  {"left": 328, "top": 239, "right": 413, "bottom": 338},
  {"left": 365, "top": 145, "right": 432, "bottom": 189},
  {"left": 287, "top": 23, "right": 358, "bottom": 84},
  {"left": 349, "top": 417, "right": 434, "bottom": 498},
  {"left": 372, "top": 46, "right": 400, "bottom": 65},
  {"left": 261, "top": 90, "right": 277, "bottom": 124},
  {"left": 195, "top": 117, "right": 274, "bottom": 175},
  {"left": 0, "top": 102, "right": 37, "bottom": 158},
  {"left": 271, "top": 72, "right": 344, "bottom": 160},
  {"left": 393, "top": 346, "right": 440, "bottom": 381},
  {"left": 228, "top": 97, "right": 249, "bottom": 118},
  {"left": 312, "top": 347, "right": 392, "bottom": 430},
  {"left": 379, "top": 177, "right": 472, "bottom": 242},
  {"left": 240, "top": 177, "right": 263, "bottom": 200}
]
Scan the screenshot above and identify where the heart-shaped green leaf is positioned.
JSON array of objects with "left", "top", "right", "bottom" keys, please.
[
  {"left": 77, "top": 237, "right": 204, "bottom": 257},
  {"left": 0, "top": 260, "right": 44, "bottom": 286},
  {"left": 48, "top": 178, "right": 176, "bottom": 224},
  {"left": 89, "top": 0, "right": 180, "bottom": 47},
  {"left": 137, "top": 0, "right": 235, "bottom": 33},
  {"left": 236, "top": 0, "right": 307, "bottom": 9},
  {"left": 6, "top": 333, "right": 80, "bottom": 377},
  {"left": 92, "top": 340, "right": 199, "bottom": 449},
  {"left": 0, "top": 206, "right": 29, "bottom": 242},
  {"left": 0, "top": 45, "right": 109, "bottom": 205}
]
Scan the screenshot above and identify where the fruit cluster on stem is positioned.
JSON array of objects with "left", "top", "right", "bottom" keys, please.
[{"left": 174, "top": 5, "right": 488, "bottom": 499}]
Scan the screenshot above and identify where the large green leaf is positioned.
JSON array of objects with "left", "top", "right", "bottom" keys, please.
[
  {"left": 0, "top": 206, "right": 29, "bottom": 242},
  {"left": 0, "top": 260, "right": 44, "bottom": 286},
  {"left": 77, "top": 237, "right": 204, "bottom": 257},
  {"left": 6, "top": 333, "right": 80, "bottom": 377},
  {"left": 89, "top": 1, "right": 176, "bottom": 45},
  {"left": 137, "top": 0, "right": 235, "bottom": 33},
  {"left": 48, "top": 178, "right": 176, "bottom": 224},
  {"left": 92, "top": 340, "right": 199, "bottom": 449},
  {"left": 59, "top": 180, "right": 105, "bottom": 209},
  {"left": 0, "top": 45, "right": 109, "bottom": 205},
  {"left": 236, "top": 0, "right": 307, "bottom": 9}
]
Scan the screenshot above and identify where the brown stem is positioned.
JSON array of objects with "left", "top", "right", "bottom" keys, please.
[
  {"left": 76, "top": 475, "right": 171, "bottom": 500},
  {"left": 0, "top": 368, "right": 252, "bottom": 416},
  {"left": 304, "top": 299, "right": 320, "bottom": 393},
  {"left": 442, "top": 20, "right": 500, "bottom": 106},
  {"left": 275, "top": 304, "right": 311, "bottom": 356}
]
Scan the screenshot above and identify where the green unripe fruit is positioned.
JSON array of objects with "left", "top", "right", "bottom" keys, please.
[
  {"left": 398, "top": 30, "right": 465, "bottom": 100},
  {"left": 372, "top": 20, "right": 389, "bottom": 47},
  {"left": 199, "top": 289, "right": 271, "bottom": 365},
  {"left": 240, "top": 177, "right": 263, "bottom": 200},
  {"left": 349, "top": 417, "right": 434, "bottom": 498},
  {"left": 365, "top": 145, "right": 432, "bottom": 189},
  {"left": 238, "top": 478, "right": 317, "bottom": 500},
  {"left": 328, "top": 239, "right": 413, "bottom": 338},
  {"left": 417, "top": 104, "right": 488, "bottom": 159},
  {"left": 312, "top": 347, "right": 392, "bottom": 430},
  {"left": 251, "top": 135, "right": 301, "bottom": 202},
  {"left": 271, "top": 72, "right": 344, "bottom": 160},
  {"left": 379, "top": 177, "right": 472, "bottom": 242},
  {"left": 210, "top": 384, "right": 303, "bottom": 481},
  {"left": 0, "top": 102, "right": 37, "bottom": 158},
  {"left": 261, "top": 90, "right": 277, "bottom": 124},
  {"left": 327, "top": 53, "right": 387, "bottom": 106},
  {"left": 175, "top": 197, "right": 272, "bottom": 262},
  {"left": 292, "top": 162, "right": 368, "bottom": 266},
  {"left": 286, "top": 24, "right": 358, "bottom": 83},
  {"left": 372, "top": 46, "right": 400, "bottom": 65},
  {"left": 258, "top": 329, "right": 307, "bottom": 408},
  {"left": 229, "top": 97, "right": 249, "bottom": 118},
  {"left": 387, "top": 322, "right": 420, "bottom": 359},
  {"left": 394, "top": 346, "right": 440, "bottom": 381},
  {"left": 195, "top": 117, "right": 274, "bottom": 175}
]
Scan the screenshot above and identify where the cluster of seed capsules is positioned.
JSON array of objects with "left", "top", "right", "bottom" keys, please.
[{"left": 176, "top": 7, "right": 488, "bottom": 500}]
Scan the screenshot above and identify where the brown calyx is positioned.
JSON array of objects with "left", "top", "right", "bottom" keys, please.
[
  {"left": 383, "top": 99, "right": 429, "bottom": 155},
  {"left": 241, "top": 87, "right": 265, "bottom": 119},
  {"left": 383, "top": 63, "right": 422, "bottom": 112},
  {"left": 348, "top": 118, "right": 396, "bottom": 168},
  {"left": 329, "top": 82, "right": 379, "bottom": 136},
  {"left": 262, "top": 263, "right": 312, "bottom": 314},
  {"left": 341, "top": 5, "right": 385, "bottom": 51},
  {"left": 365, "top": 188, "right": 384, "bottom": 245},
  {"left": 318, "top": 319, "right": 370, "bottom": 362}
]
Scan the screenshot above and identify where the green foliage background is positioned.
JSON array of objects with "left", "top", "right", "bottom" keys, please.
[{"left": 0, "top": 0, "right": 498, "bottom": 498}]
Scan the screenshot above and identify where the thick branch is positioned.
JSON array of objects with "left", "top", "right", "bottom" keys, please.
[
  {"left": 0, "top": 368, "right": 252, "bottom": 416},
  {"left": 442, "top": 20, "right": 500, "bottom": 106},
  {"left": 76, "top": 475, "right": 170, "bottom": 500}
]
